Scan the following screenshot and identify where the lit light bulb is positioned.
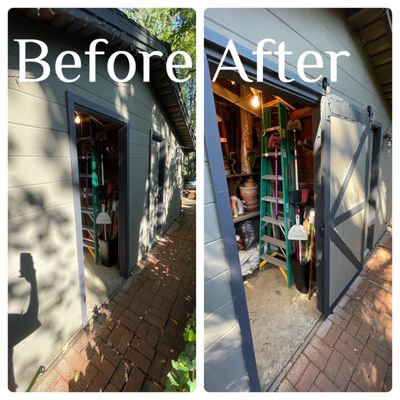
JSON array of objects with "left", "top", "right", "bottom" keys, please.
[
  {"left": 251, "top": 95, "right": 260, "bottom": 108},
  {"left": 74, "top": 113, "right": 81, "bottom": 124}
]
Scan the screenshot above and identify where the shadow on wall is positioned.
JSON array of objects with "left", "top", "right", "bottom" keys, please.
[
  {"left": 8, "top": 253, "right": 41, "bottom": 391},
  {"left": 134, "top": 104, "right": 184, "bottom": 263},
  {"left": 8, "top": 90, "right": 80, "bottom": 390}
]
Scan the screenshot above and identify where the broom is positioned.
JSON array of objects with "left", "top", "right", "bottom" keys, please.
[{"left": 287, "top": 120, "right": 307, "bottom": 263}]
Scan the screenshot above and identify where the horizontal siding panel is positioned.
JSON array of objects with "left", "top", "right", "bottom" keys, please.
[
  {"left": 204, "top": 203, "right": 222, "bottom": 243},
  {"left": 128, "top": 158, "right": 149, "bottom": 174},
  {"left": 9, "top": 12, "right": 183, "bottom": 153},
  {"left": 204, "top": 299, "right": 239, "bottom": 350},
  {"left": 204, "top": 270, "right": 233, "bottom": 316},
  {"left": 204, "top": 238, "right": 229, "bottom": 281},
  {"left": 128, "top": 188, "right": 148, "bottom": 205},
  {"left": 129, "top": 129, "right": 150, "bottom": 146},
  {"left": 130, "top": 143, "right": 150, "bottom": 160},
  {"left": 8, "top": 155, "right": 72, "bottom": 188},
  {"left": 8, "top": 16, "right": 156, "bottom": 110},
  {"left": 8, "top": 181, "right": 74, "bottom": 219},
  {"left": 205, "top": 350, "right": 250, "bottom": 392},
  {"left": 204, "top": 324, "right": 246, "bottom": 381},
  {"left": 204, "top": 161, "right": 215, "bottom": 205},
  {"left": 9, "top": 246, "right": 79, "bottom": 315},
  {"left": 270, "top": 9, "right": 386, "bottom": 100},
  {"left": 8, "top": 224, "right": 76, "bottom": 276},
  {"left": 9, "top": 123, "right": 70, "bottom": 157},
  {"left": 9, "top": 41, "right": 153, "bottom": 121},
  {"left": 8, "top": 73, "right": 155, "bottom": 135},
  {"left": 8, "top": 89, "right": 68, "bottom": 132},
  {"left": 131, "top": 171, "right": 149, "bottom": 187},
  {"left": 8, "top": 202, "right": 75, "bottom": 248}
]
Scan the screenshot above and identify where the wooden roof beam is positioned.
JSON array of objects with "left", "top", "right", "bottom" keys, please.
[{"left": 212, "top": 82, "right": 261, "bottom": 118}]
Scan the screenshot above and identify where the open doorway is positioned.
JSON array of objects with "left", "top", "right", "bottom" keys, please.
[
  {"left": 68, "top": 94, "right": 129, "bottom": 319},
  {"left": 212, "top": 76, "right": 321, "bottom": 389}
]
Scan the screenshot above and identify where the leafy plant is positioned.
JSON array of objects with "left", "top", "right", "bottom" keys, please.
[
  {"left": 123, "top": 8, "right": 196, "bottom": 131},
  {"left": 165, "top": 312, "right": 196, "bottom": 392}
]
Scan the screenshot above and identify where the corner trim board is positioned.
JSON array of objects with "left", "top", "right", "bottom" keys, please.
[{"left": 204, "top": 56, "right": 261, "bottom": 392}]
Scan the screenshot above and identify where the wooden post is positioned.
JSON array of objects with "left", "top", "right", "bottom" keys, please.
[
  {"left": 217, "top": 118, "right": 230, "bottom": 158},
  {"left": 240, "top": 85, "right": 253, "bottom": 174}
]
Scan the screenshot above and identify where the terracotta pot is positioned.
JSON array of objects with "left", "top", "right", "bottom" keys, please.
[{"left": 239, "top": 181, "right": 259, "bottom": 210}]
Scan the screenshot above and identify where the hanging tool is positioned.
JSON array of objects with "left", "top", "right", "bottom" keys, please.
[
  {"left": 111, "top": 198, "right": 119, "bottom": 239},
  {"left": 95, "top": 138, "right": 111, "bottom": 237},
  {"left": 96, "top": 203, "right": 111, "bottom": 239},
  {"left": 287, "top": 121, "right": 308, "bottom": 245}
]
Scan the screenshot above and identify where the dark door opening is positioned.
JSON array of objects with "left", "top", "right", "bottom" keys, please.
[
  {"left": 67, "top": 93, "right": 129, "bottom": 320},
  {"left": 206, "top": 65, "right": 321, "bottom": 390},
  {"left": 150, "top": 132, "right": 166, "bottom": 241}
]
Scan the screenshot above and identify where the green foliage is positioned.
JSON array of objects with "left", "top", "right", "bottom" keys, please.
[
  {"left": 123, "top": 8, "right": 196, "bottom": 131},
  {"left": 183, "top": 152, "right": 196, "bottom": 182},
  {"left": 165, "top": 312, "right": 196, "bottom": 392}
]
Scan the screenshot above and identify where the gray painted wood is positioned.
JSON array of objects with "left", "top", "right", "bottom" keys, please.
[
  {"left": 204, "top": 325, "right": 250, "bottom": 391},
  {"left": 205, "top": 351, "right": 251, "bottom": 392},
  {"left": 204, "top": 157, "right": 250, "bottom": 391}
]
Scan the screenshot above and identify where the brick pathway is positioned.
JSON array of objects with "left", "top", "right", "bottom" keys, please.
[
  {"left": 277, "top": 231, "right": 392, "bottom": 392},
  {"left": 32, "top": 198, "right": 195, "bottom": 392}
]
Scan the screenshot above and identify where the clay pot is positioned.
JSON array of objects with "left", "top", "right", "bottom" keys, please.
[{"left": 239, "top": 178, "right": 259, "bottom": 210}]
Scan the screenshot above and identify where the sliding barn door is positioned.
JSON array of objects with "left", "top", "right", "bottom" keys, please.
[{"left": 317, "top": 93, "right": 372, "bottom": 316}]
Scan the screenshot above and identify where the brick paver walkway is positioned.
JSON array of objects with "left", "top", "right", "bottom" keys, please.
[
  {"left": 32, "top": 198, "right": 195, "bottom": 392},
  {"left": 277, "top": 230, "right": 392, "bottom": 392}
]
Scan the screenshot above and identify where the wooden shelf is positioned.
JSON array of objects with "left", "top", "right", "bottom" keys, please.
[
  {"left": 226, "top": 172, "right": 260, "bottom": 179},
  {"left": 233, "top": 209, "right": 260, "bottom": 223}
]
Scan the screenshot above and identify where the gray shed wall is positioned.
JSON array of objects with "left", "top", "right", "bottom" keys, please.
[
  {"left": 204, "top": 159, "right": 250, "bottom": 392},
  {"left": 205, "top": 8, "right": 391, "bottom": 245},
  {"left": 8, "top": 13, "right": 183, "bottom": 390}
]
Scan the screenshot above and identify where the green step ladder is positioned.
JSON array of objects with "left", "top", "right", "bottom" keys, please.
[
  {"left": 259, "top": 101, "right": 294, "bottom": 287},
  {"left": 78, "top": 120, "right": 100, "bottom": 264}
]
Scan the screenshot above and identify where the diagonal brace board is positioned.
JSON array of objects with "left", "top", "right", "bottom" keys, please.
[{"left": 329, "top": 122, "right": 369, "bottom": 220}]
